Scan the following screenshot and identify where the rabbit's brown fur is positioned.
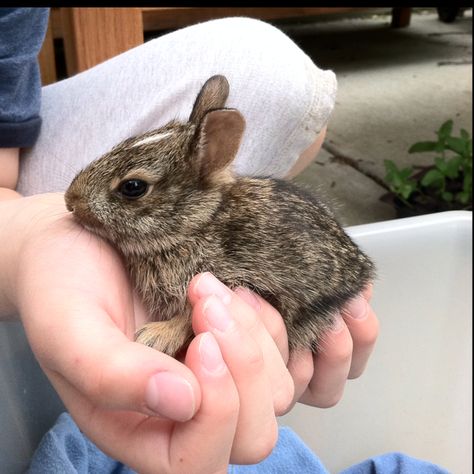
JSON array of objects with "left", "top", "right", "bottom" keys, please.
[{"left": 65, "top": 75, "right": 375, "bottom": 357}]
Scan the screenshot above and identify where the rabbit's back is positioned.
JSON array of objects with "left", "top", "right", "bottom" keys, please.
[{"left": 204, "top": 177, "right": 374, "bottom": 348}]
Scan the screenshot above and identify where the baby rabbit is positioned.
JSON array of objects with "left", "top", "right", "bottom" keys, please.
[{"left": 65, "top": 75, "right": 375, "bottom": 358}]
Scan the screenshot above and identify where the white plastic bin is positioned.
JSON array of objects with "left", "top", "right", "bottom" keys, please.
[
  {"left": 281, "top": 210, "right": 472, "bottom": 473},
  {"left": 1, "top": 211, "right": 472, "bottom": 473}
]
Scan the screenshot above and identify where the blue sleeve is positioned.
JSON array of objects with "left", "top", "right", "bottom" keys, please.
[
  {"left": 0, "top": 7, "right": 50, "bottom": 148},
  {"left": 27, "top": 414, "right": 453, "bottom": 474}
]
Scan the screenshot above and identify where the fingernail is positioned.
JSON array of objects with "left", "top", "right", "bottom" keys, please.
[
  {"left": 145, "top": 372, "right": 195, "bottom": 422},
  {"left": 194, "top": 272, "right": 232, "bottom": 305},
  {"left": 234, "top": 287, "right": 261, "bottom": 312},
  {"left": 199, "top": 332, "right": 226, "bottom": 375},
  {"left": 345, "top": 295, "right": 368, "bottom": 320},
  {"left": 203, "top": 294, "right": 233, "bottom": 332}
]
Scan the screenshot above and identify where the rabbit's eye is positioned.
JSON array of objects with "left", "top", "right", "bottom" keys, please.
[{"left": 117, "top": 179, "right": 149, "bottom": 199}]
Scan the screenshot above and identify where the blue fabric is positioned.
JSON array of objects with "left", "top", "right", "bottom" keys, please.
[
  {"left": 340, "top": 452, "right": 451, "bottom": 474},
  {"left": 27, "top": 413, "right": 134, "bottom": 474},
  {"left": 27, "top": 412, "right": 451, "bottom": 473},
  {"left": 0, "top": 7, "right": 49, "bottom": 147},
  {"left": 228, "top": 426, "right": 328, "bottom": 473}
]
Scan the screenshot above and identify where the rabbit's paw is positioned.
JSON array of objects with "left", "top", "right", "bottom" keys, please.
[{"left": 135, "top": 316, "right": 193, "bottom": 358}]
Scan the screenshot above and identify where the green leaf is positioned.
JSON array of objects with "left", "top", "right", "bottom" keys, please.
[
  {"left": 460, "top": 129, "right": 471, "bottom": 141},
  {"left": 383, "top": 160, "right": 398, "bottom": 173},
  {"left": 446, "top": 136, "right": 467, "bottom": 156},
  {"left": 400, "top": 183, "right": 416, "bottom": 200},
  {"left": 392, "top": 175, "right": 403, "bottom": 188},
  {"left": 435, "top": 157, "right": 448, "bottom": 174},
  {"left": 408, "top": 141, "right": 439, "bottom": 153},
  {"left": 421, "top": 169, "right": 444, "bottom": 188},
  {"left": 384, "top": 159, "right": 417, "bottom": 199},
  {"left": 441, "top": 191, "right": 453, "bottom": 202},
  {"left": 400, "top": 168, "right": 414, "bottom": 180},
  {"left": 445, "top": 157, "right": 462, "bottom": 179},
  {"left": 384, "top": 160, "right": 415, "bottom": 188},
  {"left": 437, "top": 120, "right": 453, "bottom": 141},
  {"left": 384, "top": 160, "right": 396, "bottom": 179}
]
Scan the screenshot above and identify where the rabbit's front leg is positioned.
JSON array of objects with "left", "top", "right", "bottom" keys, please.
[{"left": 135, "top": 314, "right": 194, "bottom": 358}]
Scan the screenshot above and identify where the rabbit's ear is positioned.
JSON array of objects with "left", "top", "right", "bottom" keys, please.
[
  {"left": 189, "top": 75, "right": 229, "bottom": 124},
  {"left": 194, "top": 108, "right": 245, "bottom": 182}
]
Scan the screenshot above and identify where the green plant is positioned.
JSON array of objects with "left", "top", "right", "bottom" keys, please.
[{"left": 383, "top": 120, "right": 472, "bottom": 213}]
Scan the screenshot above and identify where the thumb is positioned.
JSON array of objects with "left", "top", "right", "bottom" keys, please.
[{"left": 29, "top": 307, "right": 201, "bottom": 422}]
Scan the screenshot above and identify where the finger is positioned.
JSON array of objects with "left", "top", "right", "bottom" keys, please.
[
  {"left": 285, "top": 349, "right": 314, "bottom": 413},
  {"left": 341, "top": 292, "right": 379, "bottom": 379},
  {"left": 189, "top": 272, "right": 294, "bottom": 415},
  {"left": 36, "top": 300, "right": 200, "bottom": 421},
  {"left": 363, "top": 282, "right": 374, "bottom": 301},
  {"left": 193, "top": 293, "right": 279, "bottom": 464},
  {"left": 48, "top": 334, "right": 237, "bottom": 474},
  {"left": 299, "top": 314, "right": 353, "bottom": 408},
  {"left": 189, "top": 273, "right": 287, "bottom": 356},
  {"left": 233, "top": 286, "right": 289, "bottom": 363},
  {"left": 170, "top": 332, "right": 239, "bottom": 473}
]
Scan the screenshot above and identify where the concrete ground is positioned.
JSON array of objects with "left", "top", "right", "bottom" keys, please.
[{"left": 278, "top": 8, "right": 472, "bottom": 226}]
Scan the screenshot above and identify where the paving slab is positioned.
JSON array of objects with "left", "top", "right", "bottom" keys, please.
[{"left": 281, "top": 8, "right": 472, "bottom": 225}]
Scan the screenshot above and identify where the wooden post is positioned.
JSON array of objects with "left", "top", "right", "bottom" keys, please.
[
  {"left": 391, "top": 7, "right": 412, "bottom": 28},
  {"left": 60, "top": 8, "right": 144, "bottom": 76},
  {"left": 38, "top": 15, "right": 57, "bottom": 85}
]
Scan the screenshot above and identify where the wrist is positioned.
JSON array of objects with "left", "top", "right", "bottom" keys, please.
[{"left": 0, "top": 147, "right": 20, "bottom": 190}]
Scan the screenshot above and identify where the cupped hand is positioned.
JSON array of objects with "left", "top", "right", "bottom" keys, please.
[
  {"left": 10, "top": 193, "right": 280, "bottom": 473},
  {"left": 8, "top": 192, "right": 378, "bottom": 472},
  {"left": 288, "top": 284, "right": 379, "bottom": 409},
  {"left": 189, "top": 272, "right": 379, "bottom": 414}
]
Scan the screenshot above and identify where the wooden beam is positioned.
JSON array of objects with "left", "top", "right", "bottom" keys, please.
[
  {"left": 38, "top": 15, "right": 57, "bottom": 85},
  {"left": 52, "top": 7, "right": 378, "bottom": 38},
  {"left": 391, "top": 7, "right": 412, "bottom": 28},
  {"left": 60, "top": 8, "right": 144, "bottom": 75},
  {"left": 141, "top": 7, "right": 373, "bottom": 31}
]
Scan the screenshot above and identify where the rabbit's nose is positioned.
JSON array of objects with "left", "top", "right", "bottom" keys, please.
[
  {"left": 64, "top": 193, "right": 75, "bottom": 212},
  {"left": 64, "top": 189, "right": 82, "bottom": 213}
]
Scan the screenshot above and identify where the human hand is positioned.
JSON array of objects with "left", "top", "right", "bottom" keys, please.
[
  {"left": 287, "top": 284, "right": 379, "bottom": 409},
  {"left": 189, "top": 272, "right": 378, "bottom": 413},
  {"left": 6, "top": 193, "right": 285, "bottom": 472}
]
